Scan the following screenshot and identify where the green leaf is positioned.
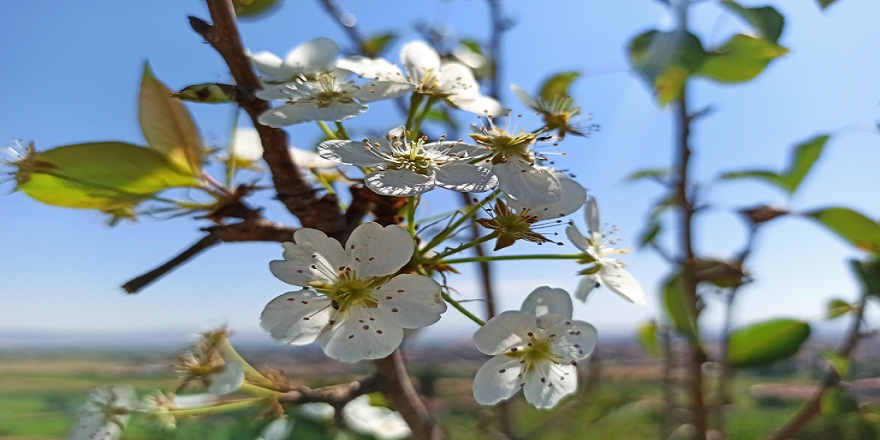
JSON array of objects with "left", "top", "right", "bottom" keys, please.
[
  {"left": 361, "top": 33, "right": 397, "bottom": 57},
  {"left": 721, "top": 1, "right": 785, "bottom": 43},
  {"left": 638, "top": 220, "right": 663, "bottom": 248},
  {"left": 139, "top": 63, "right": 204, "bottom": 176},
  {"left": 826, "top": 298, "right": 855, "bottom": 320},
  {"left": 459, "top": 39, "right": 483, "bottom": 56},
  {"left": 626, "top": 167, "right": 674, "bottom": 182},
  {"left": 816, "top": 0, "right": 840, "bottom": 10},
  {"left": 539, "top": 72, "right": 580, "bottom": 103},
  {"left": 232, "top": 0, "right": 282, "bottom": 18},
  {"left": 728, "top": 318, "right": 810, "bottom": 368},
  {"left": 851, "top": 257, "right": 880, "bottom": 297},
  {"left": 662, "top": 273, "right": 699, "bottom": 340},
  {"left": 806, "top": 207, "right": 880, "bottom": 253},
  {"left": 721, "top": 135, "right": 829, "bottom": 194},
  {"left": 628, "top": 30, "right": 706, "bottom": 105},
  {"left": 820, "top": 386, "right": 860, "bottom": 416},
  {"left": 822, "top": 351, "right": 850, "bottom": 378},
  {"left": 173, "top": 83, "right": 237, "bottom": 103},
  {"left": 15, "top": 142, "right": 197, "bottom": 212},
  {"left": 636, "top": 320, "right": 661, "bottom": 358},
  {"left": 698, "top": 34, "right": 788, "bottom": 83}
]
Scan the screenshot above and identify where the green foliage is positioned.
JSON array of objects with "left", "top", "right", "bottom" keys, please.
[
  {"left": 721, "top": 1, "right": 785, "bottom": 43},
  {"left": 638, "top": 220, "right": 662, "bottom": 248},
  {"left": 697, "top": 34, "right": 788, "bottom": 83},
  {"left": 539, "top": 72, "right": 580, "bottom": 103},
  {"left": 727, "top": 318, "right": 811, "bottom": 368},
  {"left": 626, "top": 167, "right": 674, "bottom": 182},
  {"left": 628, "top": 29, "right": 705, "bottom": 105},
  {"left": 661, "top": 273, "right": 699, "bottom": 340},
  {"left": 825, "top": 298, "right": 855, "bottom": 319},
  {"left": 816, "top": 0, "right": 840, "bottom": 10},
  {"left": 173, "top": 83, "right": 237, "bottom": 104},
  {"left": 361, "top": 33, "right": 397, "bottom": 57},
  {"left": 15, "top": 142, "right": 197, "bottom": 214},
  {"left": 722, "top": 135, "right": 830, "bottom": 195},
  {"left": 822, "top": 351, "right": 850, "bottom": 377},
  {"left": 851, "top": 257, "right": 880, "bottom": 297},
  {"left": 820, "top": 386, "right": 860, "bottom": 416},
  {"left": 232, "top": 0, "right": 282, "bottom": 18},
  {"left": 636, "top": 320, "right": 661, "bottom": 357},
  {"left": 139, "top": 63, "right": 204, "bottom": 176},
  {"left": 806, "top": 207, "right": 880, "bottom": 253}
]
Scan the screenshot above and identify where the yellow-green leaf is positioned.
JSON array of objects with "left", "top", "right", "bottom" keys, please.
[
  {"left": 539, "top": 72, "right": 580, "bottom": 103},
  {"left": 698, "top": 34, "right": 788, "bottom": 83},
  {"left": 721, "top": 135, "right": 829, "bottom": 194},
  {"left": 826, "top": 298, "right": 854, "bottom": 320},
  {"left": 820, "top": 386, "right": 860, "bottom": 416},
  {"left": 728, "top": 318, "right": 810, "bottom": 368},
  {"left": 139, "top": 63, "right": 204, "bottom": 176},
  {"left": 361, "top": 33, "right": 397, "bottom": 57},
  {"left": 15, "top": 142, "right": 197, "bottom": 211},
  {"left": 806, "top": 207, "right": 880, "bottom": 254},
  {"left": 233, "top": 0, "right": 282, "bottom": 18},
  {"left": 173, "top": 83, "right": 237, "bottom": 104},
  {"left": 851, "top": 257, "right": 880, "bottom": 298},
  {"left": 816, "top": 0, "right": 839, "bottom": 10},
  {"left": 636, "top": 320, "right": 661, "bottom": 358},
  {"left": 721, "top": 1, "right": 785, "bottom": 43},
  {"left": 662, "top": 273, "right": 699, "bottom": 340},
  {"left": 628, "top": 30, "right": 705, "bottom": 105}
]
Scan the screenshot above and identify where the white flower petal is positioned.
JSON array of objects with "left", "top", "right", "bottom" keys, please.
[
  {"left": 68, "top": 385, "right": 135, "bottom": 440},
  {"left": 255, "top": 83, "right": 298, "bottom": 101},
  {"left": 260, "top": 290, "right": 333, "bottom": 345},
  {"left": 256, "top": 418, "right": 294, "bottom": 440},
  {"left": 434, "top": 162, "right": 497, "bottom": 193},
  {"left": 573, "top": 274, "right": 598, "bottom": 302},
  {"left": 354, "top": 80, "right": 415, "bottom": 103},
  {"left": 208, "top": 360, "right": 244, "bottom": 395},
  {"left": 598, "top": 265, "right": 646, "bottom": 304},
  {"left": 290, "top": 147, "right": 337, "bottom": 169},
  {"left": 336, "top": 56, "right": 407, "bottom": 82},
  {"left": 401, "top": 41, "right": 440, "bottom": 84},
  {"left": 249, "top": 51, "right": 291, "bottom": 82},
  {"left": 271, "top": 229, "right": 347, "bottom": 286},
  {"left": 511, "top": 84, "right": 540, "bottom": 111},
  {"left": 473, "top": 310, "right": 534, "bottom": 355},
  {"left": 438, "top": 62, "right": 480, "bottom": 97},
  {"left": 365, "top": 168, "right": 436, "bottom": 196},
  {"left": 283, "top": 37, "right": 339, "bottom": 77},
  {"left": 520, "top": 286, "right": 573, "bottom": 319},
  {"left": 345, "top": 222, "right": 413, "bottom": 278},
  {"left": 343, "top": 396, "right": 411, "bottom": 440},
  {"left": 522, "top": 362, "right": 578, "bottom": 409},
  {"left": 565, "top": 224, "right": 590, "bottom": 254},
  {"left": 494, "top": 160, "right": 562, "bottom": 207},
  {"left": 318, "top": 139, "right": 387, "bottom": 167},
  {"left": 549, "top": 320, "right": 598, "bottom": 362},
  {"left": 510, "top": 174, "right": 586, "bottom": 220},
  {"left": 375, "top": 274, "right": 445, "bottom": 328},
  {"left": 319, "top": 306, "right": 404, "bottom": 362},
  {"left": 258, "top": 102, "right": 367, "bottom": 127},
  {"left": 472, "top": 355, "right": 524, "bottom": 406},
  {"left": 449, "top": 94, "right": 506, "bottom": 117},
  {"left": 584, "top": 196, "right": 601, "bottom": 233},
  {"left": 298, "top": 402, "right": 334, "bottom": 421},
  {"left": 230, "top": 129, "right": 264, "bottom": 161}
]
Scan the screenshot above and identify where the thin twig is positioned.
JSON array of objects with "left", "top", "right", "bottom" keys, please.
[
  {"left": 317, "top": 0, "right": 365, "bottom": 52},
  {"left": 374, "top": 350, "right": 447, "bottom": 440},
  {"left": 279, "top": 376, "right": 380, "bottom": 405},
  {"left": 122, "top": 219, "right": 297, "bottom": 293}
]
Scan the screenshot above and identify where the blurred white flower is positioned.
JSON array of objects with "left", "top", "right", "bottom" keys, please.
[
  {"left": 298, "top": 402, "right": 335, "bottom": 421},
  {"left": 337, "top": 41, "right": 504, "bottom": 116},
  {"left": 229, "top": 128, "right": 337, "bottom": 170},
  {"left": 251, "top": 38, "right": 412, "bottom": 126},
  {"left": 261, "top": 222, "right": 446, "bottom": 362},
  {"left": 342, "top": 395, "right": 410, "bottom": 440},
  {"left": 68, "top": 384, "right": 135, "bottom": 440},
  {"left": 207, "top": 359, "right": 244, "bottom": 395},
  {"left": 472, "top": 287, "right": 597, "bottom": 409},
  {"left": 565, "top": 196, "right": 646, "bottom": 304},
  {"left": 140, "top": 392, "right": 218, "bottom": 430},
  {"left": 255, "top": 417, "right": 294, "bottom": 440},
  {"left": 318, "top": 126, "right": 496, "bottom": 196}
]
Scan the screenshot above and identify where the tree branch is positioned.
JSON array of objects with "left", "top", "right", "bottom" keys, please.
[
  {"left": 193, "top": 1, "right": 346, "bottom": 235},
  {"left": 279, "top": 376, "right": 380, "bottom": 405},
  {"left": 375, "top": 350, "right": 446, "bottom": 440},
  {"left": 317, "top": 0, "right": 365, "bottom": 52},
  {"left": 122, "top": 219, "right": 297, "bottom": 293}
]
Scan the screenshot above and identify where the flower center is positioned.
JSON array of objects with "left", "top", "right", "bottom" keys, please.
[
  {"left": 322, "top": 271, "right": 378, "bottom": 311},
  {"left": 507, "top": 335, "right": 562, "bottom": 372},
  {"left": 389, "top": 153, "right": 432, "bottom": 175},
  {"left": 470, "top": 129, "right": 536, "bottom": 164},
  {"left": 314, "top": 73, "right": 354, "bottom": 108}
]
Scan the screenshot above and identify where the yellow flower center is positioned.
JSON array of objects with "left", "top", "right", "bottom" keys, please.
[
  {"left": 506, "top": 335, "right": 562, "bottom": 372},
  {"left": 316, "top": 271, "right": 379, "bottom": 311}
]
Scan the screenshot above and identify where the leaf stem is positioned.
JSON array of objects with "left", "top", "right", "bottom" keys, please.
[
  {"left": 438, "top": 253, "right": 583, "bottom": 265},
  {"left": 317, "top": 121, "right": 338, "bottom": 140},
  {"left": 431, "top": 232, "right": 498, "bottom": 260}
]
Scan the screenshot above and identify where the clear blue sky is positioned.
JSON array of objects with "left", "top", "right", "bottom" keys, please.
[{"left": 1, "top": 0, "right": 878, "bottom": 344}]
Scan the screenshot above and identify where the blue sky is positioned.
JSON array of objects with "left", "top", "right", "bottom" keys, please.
[{"left": 1, "top": 0, "right": 878, "bottom": 345}]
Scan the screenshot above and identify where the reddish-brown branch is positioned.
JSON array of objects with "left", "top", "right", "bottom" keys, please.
[
  {"left": 279, "top": 376, "right": 380, "bottom": 405},
  {"left": 192, "top": 2, "right": 346, "bottom": 235},
  {"left": 122, "top": 219, "right": 297, "bottom": 293},
  {"left": 375, "top": 350, "right": 446, "bottom": 440}
]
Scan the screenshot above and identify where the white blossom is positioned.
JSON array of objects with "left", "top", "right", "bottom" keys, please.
[
  {"left": 511, "top": 84, "right": 589, "bottom": 139},
  {"left": 251, "top": 38, "right": 413, "bottom": 127},
  {"left": 472, "top": 287, "right": 597, "bottom": 409},
  {"left": 318, "top": 127, "right": 496, "bottom": 196},
  {"left": 342, "top": 395, "right": 411, "bottom": 440},
  {"left": 261, "top": 222, "right": 446, "bottom": 362},
  {"left": 230, "top": 128, "right": 337, "bottom": 170},
  {"left": 207, "top": 359, "right": 244, "bottom": 395},
  {"left": 140, "top": 392, "right": 218, "bottom": 430},
  {"left": 565, "top": 196, "right": 646, "bottom": 304},
  {"left": 256, "top": 417, "right": 294, "bottom": 440},
  {"left": 337, "top": 41, "right": 504, "bottom": 116},
  {"left": 68, "top": 385, "right": 135, "bottom": 440}
]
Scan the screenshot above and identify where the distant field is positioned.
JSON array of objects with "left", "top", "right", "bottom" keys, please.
[{"left": 0, "top": 350, "right": 874, "bottom": 439}]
